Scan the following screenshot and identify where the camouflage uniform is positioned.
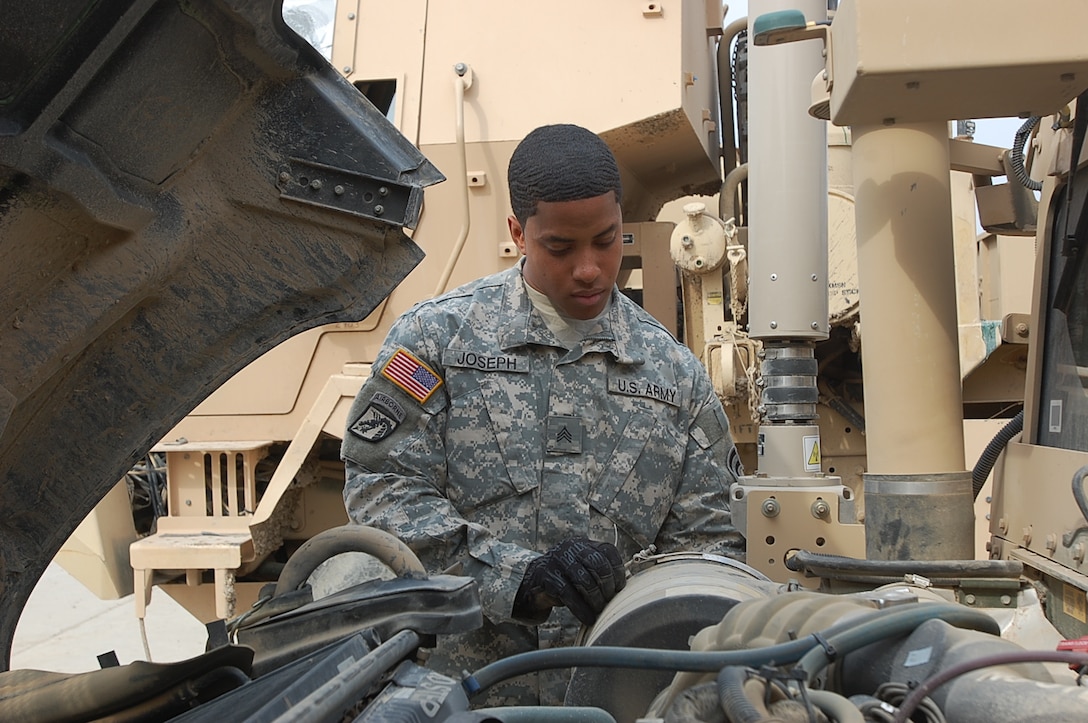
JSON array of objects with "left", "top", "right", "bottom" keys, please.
[{"left": 342, "top": 264, "right": 744, "bottom": 705}]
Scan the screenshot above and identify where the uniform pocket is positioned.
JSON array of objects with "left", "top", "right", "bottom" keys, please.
[
  {"left": 445, "top": 375, "right": 540, "bottom": 514},
  {"left": 588, "top": 412, "right": 684, "bottom": 548}
]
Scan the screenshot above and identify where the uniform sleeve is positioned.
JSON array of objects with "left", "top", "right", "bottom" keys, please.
[
  {"left": 654, "top": 379, "right": 747, "bottom": 560},
  {"left": 341, "top": 312, "right": 539, "bottom": 626}
]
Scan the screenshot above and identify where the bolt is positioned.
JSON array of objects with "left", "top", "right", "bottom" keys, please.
[
  {"left": 1000, "top": 594, "right": 1013, "bottom": 606},
  {"left": 985, "top": 540, "right": 992, "bottom": 552},
  {"left": 770, "top": 273, "right": 778, "bottom": 281},
  {"left": 1046, "top": 533, "right": 1058, "bottom": 552},
  {"left": 1016, "top": 322, "right": 1029, "bottom": 338},
  {"left": 374, "top": 204, "right": 384, "bottom": 216},
  {"left": 811, "top": 274, "right": 818, "bottom": 282},
  {"left": 379, "top": 186, "right": 390, "bottom": 197},
  {"left": 964, "top": 594, "right": 976, "bottom": 605},
  {"left": 694, "top": 258, "right": 705, "bottom": 268},
  {"left": 761, "top": 498, "right": 780, "bottom": 518},
  {"left": 343, "top": 66, "right": 352, "bottom": 74},
  {"left": 278, "top": 171, "right": 291, "bottom": 183},
  {"left": 1074, "top": 544, "right": 1086, "bottom": 563},
  {"left": 454, "top": 62, "right": 468, "bottom": 76},
  {"left": 998, "top": 517, "right": 1008, "bottom": 533},
  {"left": 310, "top": 179, "right": 323, "bottom": 191},
  {"left": 811, "top": 499, "right": 831, "bottom": 519},
  {"left": 681, "top": 235, "right": 694, "bottom": 248},
  {"left": 811, "top": 322, "right": 819, "bottom": 330},
  {"left": 1022, "top": 527, "right": 1032, "bottom": 545},
  {"left": 185, "top": 499, "right": 192, "bottom": 507},
  {"left": 347, "top": 12, "right": 356, "bottom": 19},
  {"left": 769, "top": 321, "right": 778, "bottom": 329},
  {"left": 334, "top": 185, "right": 345, "bottom": 196}
]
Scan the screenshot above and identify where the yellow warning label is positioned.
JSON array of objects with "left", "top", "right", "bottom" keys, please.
[
  {"left": 803, "top": 435, "right": 821, "bottom": 472},
  {"left": 1063, "top": 583, "right": 1087, "bottom": 623}
]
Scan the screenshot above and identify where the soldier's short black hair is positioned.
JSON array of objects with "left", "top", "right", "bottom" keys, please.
[{"left": 507, "top": 124, "right": 623, "bottom": 225}]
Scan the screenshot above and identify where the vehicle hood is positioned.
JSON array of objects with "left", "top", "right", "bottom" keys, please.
[{"left": 0, "top": 0, "right": 442, "bottom": 666}]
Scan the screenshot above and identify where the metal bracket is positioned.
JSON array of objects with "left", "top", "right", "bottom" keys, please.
[{"left": 278, "top": 158, "right": 421, "bottom": 228}]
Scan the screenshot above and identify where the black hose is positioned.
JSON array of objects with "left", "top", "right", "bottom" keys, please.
[
  {"left": 1009, "top": 117, "right": 1042, "bottom": 192},
  {"left": 786, "top": 550, "right": 1022, "bottom": 579},
  {"left": 1071, "top": 465, "right": 1088, "bottom": 523},
  {"left": 273, "top": 524, "right": 425, "bottom": 596},
  {"left": 716, "top": 667, "right": 763, "bottom": 723},
  {"left": 463, "top": 602, "right": 981, "bottom": 699},
  {"left": 971, "top": 410, "right": 1024, "bottom": 499}
]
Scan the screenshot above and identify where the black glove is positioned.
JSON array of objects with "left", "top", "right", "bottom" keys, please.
[{"left": 512, "top": 538, "right": 626, "bottom": 626}]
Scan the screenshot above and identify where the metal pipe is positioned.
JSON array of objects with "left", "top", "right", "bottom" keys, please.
[
  {"left": 717, "top": 15, "right": 749, "bottom": 199},
  {"left": 850, "top": 120, "right": 972, "bottom": 560},
  {"left": 433, "top": 63, "right": 473, "bottom": 297},
  {"left": 747, "top": 0, "right": 828, "bottom": 343},
  {"left": 720, "top": 163, "right": 749, "bottom": 226},
  {"left": 851, "top": 121, "right": 965, "bottom": 473}
]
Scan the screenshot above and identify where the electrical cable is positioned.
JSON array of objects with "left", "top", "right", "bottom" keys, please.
[
  {"left": 1008, "top": 117, "right": 1043, "bottom": 192},
  {"left": 891, "top": 650, "right": 1088, "bottom": 723},
  {"left": 971, "top": 410, "right": 1024, "bottom": 499},
  {"left": 1070, "top": 465, "right": 1088, "bottom": 524}
]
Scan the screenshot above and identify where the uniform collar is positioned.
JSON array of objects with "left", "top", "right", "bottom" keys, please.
[{"left": 496, "top": 263, "right": 644, "bottom": 366}]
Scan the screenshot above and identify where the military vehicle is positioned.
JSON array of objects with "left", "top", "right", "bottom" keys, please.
[{"left": 4, "top": 0, "right": 1088, "bottom": 720}]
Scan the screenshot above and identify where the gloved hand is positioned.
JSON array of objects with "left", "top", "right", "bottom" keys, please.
[{"left": 512, "top": 538, "right": 626, "bottom": 626}]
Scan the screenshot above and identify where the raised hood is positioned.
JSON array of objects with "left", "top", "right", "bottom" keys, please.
[{"left": 0, "top": 0, "right": 442, "bottom": 666}]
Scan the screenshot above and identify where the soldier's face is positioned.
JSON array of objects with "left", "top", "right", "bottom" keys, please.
[{"left": 508, "top": 192, "right": 623, "bottom": 320}]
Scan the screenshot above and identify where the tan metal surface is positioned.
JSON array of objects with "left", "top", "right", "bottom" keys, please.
[
  {"left": 826, "top": 0, "right": 1088, "bottom": 126},
  {"left": 992, "top": 442, "right": 1088, "bottom": 577},
  {"left": 739, "top": 485, "right": 865, "bottom": 585},
  {"left": 851, "top": 121, "right": 966, "bottom": 475},
  {"left": 55, "top": 482, "right": 139, "bottom": 600}
]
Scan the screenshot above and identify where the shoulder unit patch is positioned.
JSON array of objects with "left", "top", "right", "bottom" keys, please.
[{"left": 349, "top": 391, "right": 406, "bottom": 442}]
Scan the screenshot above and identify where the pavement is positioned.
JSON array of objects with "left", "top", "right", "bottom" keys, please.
[{"left": 11, "top": 562, "right": 207, "bottom": 673}]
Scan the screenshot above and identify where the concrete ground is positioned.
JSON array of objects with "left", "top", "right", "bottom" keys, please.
[{"left": 11, "top": 562, "right": 207, "bottom": 673}]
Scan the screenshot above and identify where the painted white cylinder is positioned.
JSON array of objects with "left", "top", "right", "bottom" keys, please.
[{"left": 747, "top": 0, "right": 829, "bottom": 341}]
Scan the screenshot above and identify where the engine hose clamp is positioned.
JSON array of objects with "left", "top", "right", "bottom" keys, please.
[{"left": 811, "top": 631, "right": 838, "bottom": 660}]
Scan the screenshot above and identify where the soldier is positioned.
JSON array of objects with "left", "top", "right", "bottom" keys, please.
[{"left": 342, "top": 123, "right": 744, "bottom": 705}]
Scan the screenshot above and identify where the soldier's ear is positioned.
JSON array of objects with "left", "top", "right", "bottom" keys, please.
[{"left": 508, "top": 215, "right": 527, "bottom": 255}]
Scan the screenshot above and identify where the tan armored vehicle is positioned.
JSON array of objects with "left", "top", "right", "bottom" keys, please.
[{"left": 4, "top": 0, "right": 1088, "bottom": 720}]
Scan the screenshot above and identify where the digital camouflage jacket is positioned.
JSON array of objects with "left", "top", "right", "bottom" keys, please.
[{"left": 342, "top": 264, "right": 744, "bottom": 703}]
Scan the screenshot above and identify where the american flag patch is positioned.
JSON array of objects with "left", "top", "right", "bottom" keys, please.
[{"left": 381, "top": 349, "right": 443, "bottom": 403}]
